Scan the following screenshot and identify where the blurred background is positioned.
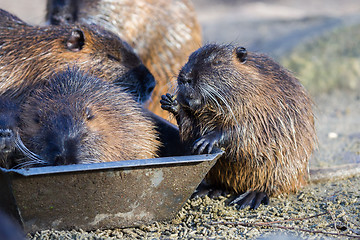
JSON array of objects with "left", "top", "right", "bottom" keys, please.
[{"left": 1, "top": 0, "right": 359, "bottom": 167}]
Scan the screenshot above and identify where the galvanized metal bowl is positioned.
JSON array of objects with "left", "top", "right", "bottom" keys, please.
[{"left": 0, "top": 151, "right": 222, "bottom": 233}]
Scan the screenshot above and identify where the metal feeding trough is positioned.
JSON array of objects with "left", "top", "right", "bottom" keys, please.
[{"left": 0, "top": 151, "right": 222, "bottom": 233}]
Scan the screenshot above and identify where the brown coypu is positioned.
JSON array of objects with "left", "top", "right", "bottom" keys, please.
[
  {"left": 0, "top": 8, "right": 155, "bottom": 105},
  {"left": 14, "top": 67, "right": 160, "bottom": 167},
  {"left": 0, "top": 98, "right": 21, "bottom": 169},
  {"left": 161, "top": 44, "right": 317, "bottom": 209},
  {"left": 46, "top": 0, "right": 202, "bottom": 120},
  {"left": 0, "top": 211, "right": 25, "bottom": 240}
]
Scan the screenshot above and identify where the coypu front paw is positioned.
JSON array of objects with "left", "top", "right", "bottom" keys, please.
[
  {"left": 160, "top": 93, "right": 179, "bottom": 115},
  {"left": 193, "top": 131, "right": 222, "bottom": 154},
  {"left": 230, "top": 190, "right": 269, "bottom": 210}
]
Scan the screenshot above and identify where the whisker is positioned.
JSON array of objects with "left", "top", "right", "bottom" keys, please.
[{"left": 14, "top": 133, "right": 46, "bottom": 165}]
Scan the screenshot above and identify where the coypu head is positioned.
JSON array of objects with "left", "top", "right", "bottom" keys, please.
[
  {"left": 66, "top": 26, "right": 156, "bottom": 104},
  {"left": 0, "top": 98, "right": 19, "bottom": 168},
  {"left": 0, "top": 9, "right": 155, "bottom": 104},
  {"left": 46, "top": 0, "right": 80, "bottom": 25},
  {"left": 177, "top": 44, "right": 248, "bottom": 113},
  {"left": 19, "top": 68, "right": 159, "bottom": 167}
]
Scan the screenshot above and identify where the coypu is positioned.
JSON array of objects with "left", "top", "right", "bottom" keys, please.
[
  {"left": 46, "top": 0, "right": 202, "bottom": 119},
  {"left": 161, "top": 44, "right": 317, "bottom": 209},
  {"left": 0, "top": 8, "right": 155, "bottom": 105},
  {"left": 13, "top": 68, "right": 160, "bottom": 168},
  {"left": 0, "top": 211, "right": 25, "bottom": 240},
  {"left": 0, "top": 98, "right": 21, "bottom": 169}
]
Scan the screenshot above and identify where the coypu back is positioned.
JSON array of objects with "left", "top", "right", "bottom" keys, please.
[
  {"left": 0, "top": 8, "right": 155, "bottom": 104},
  {"left": 46, "top": 0, "right": 202, "bottom": 120},
  {"left": 166, "top": 44, "right": 317, "bottom": 197},
  {"left": 19, "top": 68, "right": 160, "bottom": 167},
  {"left": 0, "top": 9, "right": 27, "bottom": 27}
]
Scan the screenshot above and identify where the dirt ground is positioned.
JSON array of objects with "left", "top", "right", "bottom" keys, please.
[{"left": 0, "top": 0, "right": 359, "bottom": 239}]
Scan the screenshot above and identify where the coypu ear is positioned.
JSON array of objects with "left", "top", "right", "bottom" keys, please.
[
  {"left": 235, "top": 47, "right": 247, "bottom": 63},
  {"left": 66, "top": 29, "right": 85, "bottom": 52},
  {"left": 85, "top": 107, "right": 94, "bottom": 121}
]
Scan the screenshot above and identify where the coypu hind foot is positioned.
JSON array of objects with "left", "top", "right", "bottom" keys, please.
[
  {"left": 191, "top": 181, "right": 229, "bottom": 199},
  {"left": 191, "top": 182, "right": 269, "bottom": 209},
  {"left": 229, "top": 191, "right": 269, "bottom": 210}
]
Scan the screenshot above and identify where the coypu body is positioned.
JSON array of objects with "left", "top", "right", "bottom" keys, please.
[
  {"left": 162, "top": 44, "right": 317, "bottom": 209},
  {"left": 0, "top": 9, "right": 155, "bottom": 105},
  {"left": 46, "top": 0, "right": 202, "bottom": 119},
  {"left": 17, "top": 68, "right": 160, "bottom": 167}
]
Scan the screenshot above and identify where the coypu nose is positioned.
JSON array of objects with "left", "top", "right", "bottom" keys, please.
[
  {"left": 51, "top": 137, "right": 79, "bottom": 166},
  {"left": 0, "top": 129, "right": 15, "bottom": 153},
  {"left": 48, "top": 0, "right": 78, "bottom": 25},
  {"left": 146, "top": 78, "right": 156, "bottom": 96},
  {"left": 54, "top": 155, "right": 66, "bottom": 166},
  {"left": 136, "top": 65, "right": 156, "bottom": 103}
]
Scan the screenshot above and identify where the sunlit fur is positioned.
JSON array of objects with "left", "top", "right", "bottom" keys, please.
[
  {"left": 175, "top": 44, "right": 317, "bottom": 197},
  {"left": 19, "top": 68, "right": 160, "bottom": 167},
  {"left": 46, "top": 0, "right": 202, "bottom": 119},
  {"left": 0, "top": 9, "right": 154, "bottom": 104}
]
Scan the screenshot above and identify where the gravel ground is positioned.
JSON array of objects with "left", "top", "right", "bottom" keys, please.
[
  {"left": 29, "top": 175, "right": 360, "bottom": 239},
  {"left": 0, "top": 0, "right": 359, "bottom": 239}
]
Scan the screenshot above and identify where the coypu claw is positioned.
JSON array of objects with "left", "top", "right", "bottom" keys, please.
[
  {"left": 193, "top": 131, "right": 221, "bottom": 154},
  {"left": 230, "top": 191, "right": 269, "bottom": 210},
  {"left": 160, "top": 93, "right": 179, "bottom": 115}
]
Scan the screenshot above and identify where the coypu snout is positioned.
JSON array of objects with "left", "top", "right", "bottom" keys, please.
[
  {"left": 0, "top": 129, "right": 15, "bottom": 154},
  {"left": 47, "top": 0, "right": 78, "bottom": 25},
  {"left": 177, "top": 65, "right": 202, "bottom": 110},
  {"left": 41, "top": 115, "right": 81, "bottom": 166},
  {"left": 51, "top": 137, "right": 79, "bottom": 166},
  {"left": 0, "top": 98, "right": 20, "bottom": 168}
]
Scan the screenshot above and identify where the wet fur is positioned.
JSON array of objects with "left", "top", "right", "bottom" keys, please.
[{"left": 173, "top": 44, "right": 317, "bottom": 196}]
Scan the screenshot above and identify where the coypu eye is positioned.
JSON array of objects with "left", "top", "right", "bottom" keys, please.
[
  {"left": 85, "top": 107, "right": 95, "bottom": 121},
  {"left": 236, "top": 47, "right": 247, "bottom": 64},
  {"left": 66, "top": 29, "right": 85, "bottom": 52},
  {"left": 107, "top": 54, "right": 120, "bottom": 62},
  {"left": 212, "top": 60, "right": 223, "bottom": 66},
  {"left": 33, "top": 111, "right": 41, "bottom": 124}
]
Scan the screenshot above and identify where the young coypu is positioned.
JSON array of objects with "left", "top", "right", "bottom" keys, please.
[
  {"left": 46, "top": 0, "right": 202, "bottom": 119},
  {"left": 15, "top": 68, "right": 160, "bottom": 168},
  {"left": 0, "top": 9, "right": 155, "bottom": 105},
  {"left": 161, "top": 44, "right": 317, "bottom": 209}
]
